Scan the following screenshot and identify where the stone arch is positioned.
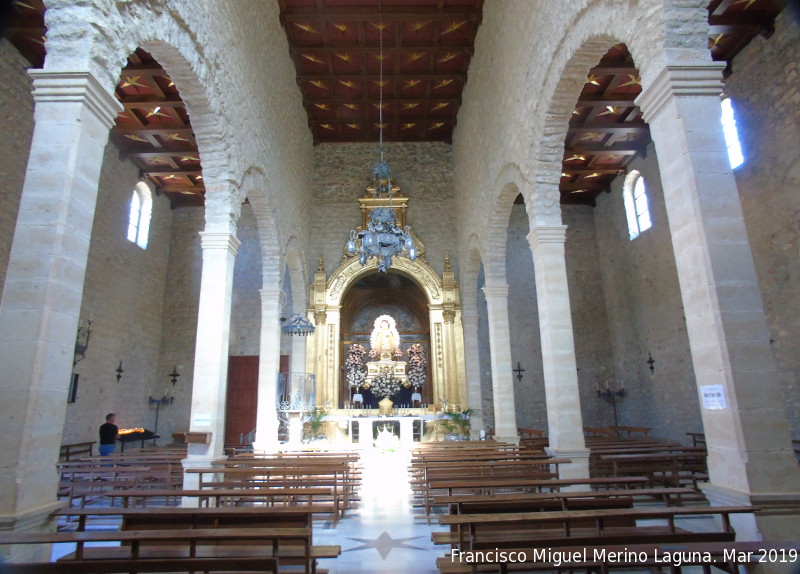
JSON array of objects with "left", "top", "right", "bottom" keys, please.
[
  {"left": 240, "top": 168, "right": 282, "bottom": 288},
  {"left": 313, "top": 255, "right": 465, "bottom": 411},
  {"left": 521, "top": 1, "right": 671, "bottom": 224},
  {"left": 484, "top": 165, "right": 526, "bottom": 283},
  {"left": 326, "top": 257, "right": 444, "bottom": 309},
  {"left": 282, "top": 235, "right": 309, "bottom": 315},
  {"left": 459, "top": 233, "right": 485, "bottom": 317}
]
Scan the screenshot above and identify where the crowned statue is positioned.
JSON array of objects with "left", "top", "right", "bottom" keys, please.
[
  {"left": 365, "top": 314, "right": 407, "bottom": 388},
  {"left": 371, "top": 315, "right": 400, "bottom": 361}
]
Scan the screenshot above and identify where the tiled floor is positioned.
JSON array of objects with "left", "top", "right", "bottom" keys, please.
[{"left": 315, "top": 448, "right": 448, "bottom": 573}]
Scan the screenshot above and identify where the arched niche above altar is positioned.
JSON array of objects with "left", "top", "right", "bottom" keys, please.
[{"left": 309, "top": 253, "right": 466, "bottom": 415}]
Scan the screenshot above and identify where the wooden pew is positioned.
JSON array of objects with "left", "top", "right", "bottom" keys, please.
[
  {"left": 437, "top": 505, "right": 755, "bottom": 552},
  {"left": 51, "top": 507, "right": 340, "bottom": 574},
  {"left": 422, "top": 475, "right": 649, "bottom": 517},
  {"left": 0, "top": 556, "right": 279, "bottom": 573},
  {"left": 435, "top": 487, "right": 695, "bottom": 515},
  {"left": 435, "top": 541, "right": 798, "bottom": 574},
  {"left": 58, "top": 441, "right": 95, "bottom": 462}
]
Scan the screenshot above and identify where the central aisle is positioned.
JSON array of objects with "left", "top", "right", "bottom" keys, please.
[{"left": 315, "top": 448, "right": 447, "bottom": 574}]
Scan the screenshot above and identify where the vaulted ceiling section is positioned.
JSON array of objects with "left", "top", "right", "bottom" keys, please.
[{"left": 3, "top": 0, "right": 786, "bottom": 207}]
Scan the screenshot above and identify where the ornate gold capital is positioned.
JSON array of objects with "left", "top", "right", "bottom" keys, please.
[
  {"left": 442, "top": 309, "right": 456, "bottom": 324},
  {"left": 314, "top": 310, "right": 327, "bottom": 325}
]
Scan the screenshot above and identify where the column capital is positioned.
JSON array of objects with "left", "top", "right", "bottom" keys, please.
[
  {"left": 199, "top": 231, "right": 240, "bottom": 256},
  {"left": 527, "top": 225, "right": 567, "bottom": 249},
  {"left": 635, "top": 63, "right": 726, "bottom": 123},
  {"left": 29, "top": 70, "right": 122, "bottom": 129},
  {"left": 482, "top": 284, "right": 509, "bottom": 299}
]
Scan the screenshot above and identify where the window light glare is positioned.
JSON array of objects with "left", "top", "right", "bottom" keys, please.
[{"left": 720, "top": 98, "right": 744, "bottom": 169}]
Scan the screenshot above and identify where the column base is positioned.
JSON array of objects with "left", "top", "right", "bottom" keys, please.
[
  {"left": 545, "top": 447, "right": 591, "bottom": 481},
  {"left": 0, "top": 499, "right": 65, "bottom": 562},
  {"left": 700, "top": 481, "right": 800, "bottom": 541}
]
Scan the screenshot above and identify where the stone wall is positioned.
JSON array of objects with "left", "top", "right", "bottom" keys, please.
[
  {"left": 725, "top": 10, "right": 800, "bottom": 434},
  {"left": 562, "top": 204, "right": 617, "bottom": 430},
  {"left": 593, "top": 143, "right": 700, "bottom": 441},
  {"left": 310, "top": 142, "right": 457, "bottom": 278},
  {"left": 64, "top": 148, "right": 174, "bottom": 444},
  {"left": 230, "top": 203, "right": 263, "bottom": 357},
  {"left": 0, "top": 40, "right": 32, "bottom": 297},
  {"left": 506, "top": 204, "right": 546, "bottom": 430}
]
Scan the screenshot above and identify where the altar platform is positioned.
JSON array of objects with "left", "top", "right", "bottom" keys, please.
[{"left": 322, "top": 409, "right": 438, "bottom": 447}]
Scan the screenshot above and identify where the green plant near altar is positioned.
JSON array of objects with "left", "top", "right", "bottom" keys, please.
[
  {"left": 365, "top": 368, "right": 404, "bottom": 399},
  {"left": 442, "top": 408, "right": 475, "bottom": 439},
  {"left": 304, "top": 408, "right": 326, "bottom": 441}
]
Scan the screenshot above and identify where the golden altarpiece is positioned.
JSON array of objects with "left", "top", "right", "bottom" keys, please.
[{"left": 304, "top": 188, "right": 468, "bottom": 416}]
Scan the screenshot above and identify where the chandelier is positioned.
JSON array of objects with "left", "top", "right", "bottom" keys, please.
[
  {"left": 282, "top": 313, "right": 315, "bottom": 337},
  {"left": 344, "top": 4, "right": 416, "bottom": 273}
]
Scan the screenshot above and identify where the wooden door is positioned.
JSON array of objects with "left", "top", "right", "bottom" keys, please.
[{"left": 225, "top": 356, "right": 259, "bottom": 446}]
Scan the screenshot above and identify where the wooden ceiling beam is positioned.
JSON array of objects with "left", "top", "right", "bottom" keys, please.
[
  {"left": 123, "top": 146, "right": 198, "bottom": 159},
  {"left": 566, "top": 143, "right": 641, "bottom": 154},
  {"left": 562, "top": 168, "right": 625, "bottom": 175},
  {"left": 114, "top": 127, "right": 194, "bottom": 136},
  {"left": 567, "top": 122, "right": 648, "bottom": 134},
  {"left": 575, "top": 97, "right": 641, "bottom": 108},
  {"left": 298, "top": 73, "right": 464, "bottom": 82},
  {"left": 120, "top": 65, "right": 169, "bottom": 78},
  {"left": 281, "top": 10, "right": 483, "bottom": 22},
  {"left": 142, "top": 169, "right": 203, "bottom": 177},
  {"left": 119, "top": 96, "right": 185, "bottom": 109}
]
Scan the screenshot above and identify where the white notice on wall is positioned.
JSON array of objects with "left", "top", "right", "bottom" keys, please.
[
  {"left": 700, "top": 384, "right": 727, "bottom": 410},
  {"left": 193, "top": 413, "right": 212, "bottom": 427}
]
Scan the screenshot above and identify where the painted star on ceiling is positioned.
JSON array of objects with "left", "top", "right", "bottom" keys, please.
[{"left": 345, "top": 530, "right": 427, "bottom": 559}]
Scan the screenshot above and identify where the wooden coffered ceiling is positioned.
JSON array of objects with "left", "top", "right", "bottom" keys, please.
[
  {"left": 2, "top": 0, "right": 787, "bottom": 208},
  {"left": 277, "top": 0, "right": 483, "bottom": 145}
]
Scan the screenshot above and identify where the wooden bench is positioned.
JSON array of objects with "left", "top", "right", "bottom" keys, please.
[
  {"left": 0, "top": 556, "right": 279, "bottom": 573},
  {"left": 435, "top": 487, "right": 695, "bottom": 514},
  {"left": 103, "top": 487, "right": 342, "bottom": 519},
  {"left": 51, "top": 507, "right": 340, "bottom": 574},
  {"left": 422, "top": 475, "right": 649, "bottom": 517},
  {"left": 436, "top": 505, "right": 754, "bottom": 552},
  {"left": 435, "top": 540, "right": 797, "bottom": 574},
  {"left": 58, "top": 441, "right": 95, "bottom": 462}
]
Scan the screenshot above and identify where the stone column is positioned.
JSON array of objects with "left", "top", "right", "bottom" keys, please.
[
  {"left": 253, "top": 287, "right": 282, "bottom": 451},
  {"left": 481, "top": 284, "right": 519, "bottom": 444},
  {"left": 636, "top": 64, "right": 800, "bottom": 539},
  {"left": 182, "top": 231, "right": 240, "bottom": 492},
  {"left": 528, "top": 225, "right": 589, "bottom": 479},
  {"left": 0, "top": 71, "right": 120, "bottom": 555},
  {"left": 461, "top": 311, "right": 485, "bottom": 439}
]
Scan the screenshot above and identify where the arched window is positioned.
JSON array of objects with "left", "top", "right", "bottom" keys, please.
[
  {"left": 623, "top": 171, "right": 652, "bottom": 240},
  {"left": 127, "top": 181, "right": 152, "bottom": 249},
  {"left": 720, "top": 97, "right": 744, "bottom": 169}
]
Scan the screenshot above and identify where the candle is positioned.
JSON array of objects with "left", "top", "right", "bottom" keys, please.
[
  {"left": 605, "top": 380, "right": 610, "bottom": 390},
  {"left": 595, "top": 382, "right": 600, "bottom": 391}
]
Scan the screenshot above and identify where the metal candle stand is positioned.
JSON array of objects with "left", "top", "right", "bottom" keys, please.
[
  {"left": 596, "top": 383, "right": 626, "bottom": 435},
  {"left": 148, "top": 394, "right": 174, "bottom": 435}
]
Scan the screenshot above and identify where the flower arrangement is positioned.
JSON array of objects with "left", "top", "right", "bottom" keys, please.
[
  {"left": 406, "top": 343, "right": 427, "bottom": 389},
  {"left": 365, "top": 367, "right": 404, "bottom": 399},
  {"left": 345, "top": 344, "right": 367, "bottom": 388}
]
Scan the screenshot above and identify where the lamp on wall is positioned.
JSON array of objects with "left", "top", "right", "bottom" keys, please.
[
  {"left": 169, "top": 366, "right": 180, "bottom": 386},
  {"left": 73, "top": 318, "right": 93, "bottom": 367},
  {"left": 343, "top": 1, "right": 416, "bottom": 273}
]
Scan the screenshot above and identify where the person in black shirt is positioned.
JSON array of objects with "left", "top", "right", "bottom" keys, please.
[{"left": 99, "top": 413, "right": 118, "bottom": 456}]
